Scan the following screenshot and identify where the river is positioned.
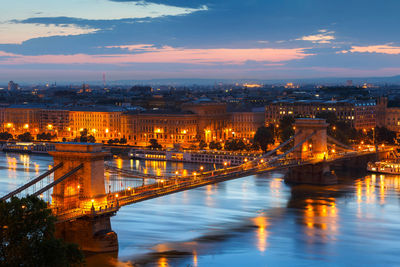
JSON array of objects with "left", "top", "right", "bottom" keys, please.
[{"left": 1, "top": 152, "right": 400, "bottom": 266}]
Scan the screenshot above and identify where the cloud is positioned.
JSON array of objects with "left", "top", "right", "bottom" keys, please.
[
  {"left": 341, "top": 44, "right": 400, "bottom": 55},
  {"left": 297, "top": 29, "right": 335, "bottom": 44},
  {"left": 0, "top": 23, "right": 99, "bottom": 44},
  {"left": 0, "top": 0, "right": 208, "bottom": 44},
  {"left": 0, "top": 45, "right": 312, "bottom": 65},
  {"left": 104, "top": 44, "right": 159, "bottom": 51}
]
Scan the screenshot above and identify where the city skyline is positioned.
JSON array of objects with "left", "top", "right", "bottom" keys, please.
[{"left": 1, "top": 0, "right": 400, "bottom": 82}]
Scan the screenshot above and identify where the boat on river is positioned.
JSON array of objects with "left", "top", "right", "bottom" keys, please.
[
  {"left": 2, "top": 142, "right": 56, "bottom": 154},
  {"left": 367, "top": 160, "right": 400, "bottom": 174}
]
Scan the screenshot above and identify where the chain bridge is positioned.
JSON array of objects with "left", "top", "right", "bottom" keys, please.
[{"left": 0, "top": 118, "right": 393, "bottom": 252}]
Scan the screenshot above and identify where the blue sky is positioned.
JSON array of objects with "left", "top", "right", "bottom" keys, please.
[{"left": 1, "top": 0, "right": 400, "bottom": 83}]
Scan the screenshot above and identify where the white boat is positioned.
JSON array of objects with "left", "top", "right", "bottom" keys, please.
[
  {"left": 129, "top": 148, "right": 260, "bottom": 166},
  {"left": 367, "top": 161, "right": 400, "bottom": 174},
  {"left": 2, "top": 142, "right": 56, "bottom": 154}
]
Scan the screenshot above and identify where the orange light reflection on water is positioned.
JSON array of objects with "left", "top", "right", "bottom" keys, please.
[
  {"left": 158, "top": 256, "right": 168, "bottom": 267},
  {"left": 303, "top": 198, "right": 338, "bottom": 243},
  {"left": 253, "top": 216, "right": 269, "bottom": 252}
]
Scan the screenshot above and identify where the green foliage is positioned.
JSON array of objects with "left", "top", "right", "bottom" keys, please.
[
  {"left": 253, "top": 125, "right": 274, "bottom": 152},
  {"left": 148, "top": 138, "right": 162, "bottom": 149},
  {"left": 209, "top": 141, "right": 222, "bottom": 150},
  {"left": 17, "top": 132, "right": 33, "bottom": 142},
  {"left": 224, "top": 139, "right": 246, "bottom": 151},
  {"left": 0, "top": 195, "right": 84, "bottom": 267},
  {"left": 0, "top": 132, "right": 13, "bottom": 140}
]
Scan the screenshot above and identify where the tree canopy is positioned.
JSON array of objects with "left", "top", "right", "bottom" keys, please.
[
  {"left": 0, "top": 195, "right": 84, "bottom": 267},
  {"left": 253, "top": 125, "right": 275, "bottom": 152},
  {"left": 148, "top": 138, "right": 162, "bottom": 149},
  {"left": 17, "top": 132, "right": 33, "bottom": 142},
  {"left": 0, "top": 132, "right": 13, "bottom": 141}
]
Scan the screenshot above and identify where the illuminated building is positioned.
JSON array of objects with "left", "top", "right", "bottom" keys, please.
[
  {"left": 0, "top": 101, "right": 265, "bottom": 147},
  {"left": 182, "top": 102, "right": 231, "bottom": 143},
  {"left": 3, "top": 105, "right": 41, "bottom": 135},
  {"left": 68, "top": 107, "right": 123, "bottom": 141},
  {"left": 377, "top": 97, "right": 400, "bottom": 132},
  {"left": 40, "top": 109, "right": 70, "bottom": 137},
  {"left": 231, "top": 109, "right": 264, "bottom": 139},
  {"left": 122, "top": 111, "right": 198, "bottom": 147},
  {"left": 266, "top": 99, "right": 376, "bottom": 130}
]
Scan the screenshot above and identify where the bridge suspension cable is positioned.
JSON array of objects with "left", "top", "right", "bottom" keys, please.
[
  {"left": 327, "top": 135, "right": 355, "bottom": 151},
  {"left": 260, "top": 131, "right": 301, "bottom": 159},
  {"left": 0, "top": 162, "right": 63, "bottom": 201},
  {"left": 32, "top": 164, "right": 84, "bottom": 197}
]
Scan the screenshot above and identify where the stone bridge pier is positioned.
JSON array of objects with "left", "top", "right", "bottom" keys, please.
[
  {"left": 285, "top": 119, "right": 337, "bottom": 185},
  {"left": 50, "top": 143, "right": 118, "bottom": 253}
]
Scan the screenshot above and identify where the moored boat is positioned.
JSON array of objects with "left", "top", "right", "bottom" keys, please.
[{"left": 367, "top": 161, "right": 400, "bottom": 174}]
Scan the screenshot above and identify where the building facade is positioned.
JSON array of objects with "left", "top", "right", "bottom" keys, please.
[{"left": 265, "top": 99, "right": 377, "bottom": 130}]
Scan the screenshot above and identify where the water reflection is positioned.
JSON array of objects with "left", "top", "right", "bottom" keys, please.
[
  {"left": 3, "top": 154, "right": 400, "bottom": 266},
  {"left": 288, "top": 186, "right": 339, "bottom": 245},
  {"left": 252, "top": 216, "right": 269, "bottom": 252}
]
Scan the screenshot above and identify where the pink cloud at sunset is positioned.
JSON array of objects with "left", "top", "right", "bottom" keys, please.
[
  {"left": 0, "top": 46, "right": 312, "bottom": 65},
  {"left": 341, "top": 44, "right": 400, "bottom": 55}
]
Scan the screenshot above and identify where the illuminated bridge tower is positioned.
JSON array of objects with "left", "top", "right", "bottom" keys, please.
[
  {"left": 293, "top": 118, "right": 328, "bottom": 160},
  {"left": 50, "top": 143, "right": 118, "bottom": 252},
  {"left": 286, "top": 118, "right": 337, "bottom": 185}
]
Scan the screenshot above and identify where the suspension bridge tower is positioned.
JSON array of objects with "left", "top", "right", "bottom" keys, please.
[
  {"left": 50, "top": 143, "right": 118, "bottom": 252},
  {"left": 293, "top": 118, "right": 328, "bottom": 160},
  {"left": 286, "top": 118, "right": 337, "bottom": 185}
]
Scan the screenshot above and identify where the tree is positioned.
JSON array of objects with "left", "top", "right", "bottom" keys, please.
[
  {"left": 278, "top": 116, "right": 295, "bottom": 142},
  {"left": 17, "top": 132, "right": 33, "bottom": 142},
  {"left": 375, "top": 126, "right": 396, "bottom": 144},
  {"left": 224, "top": 139, "right": 246, "bottom": 151},
  {"left": 119, "top": 137, "right": 127, "bottom": 144},
  {"left": 199, "top": 140, "right": 207, "bottom": 150},
  {"left": 209, "top": 141, "right": 222, "bottom": 150},
  {"left": 0, "top": 132, "right": 13, "bottom": 140},
  {"left": 316, "top": 111, "right": 338, "bottom": 125},
  {"left": 75, "top": 129, "right": 95, "bottom": 143},
  {"left": 37, "top": 132, "right": 55, "bottom": 141},
  {"left": 148, "top": 139, "right": 162, "bottom": 149},
  {"left": 253, "top": 126, "right": 274, "bottom": 152},
  {"left": 0, "top": 195, "right": 84, "bottom": 266},
  {"left": 87, "top": 135, "right": 96, "bottom": 143}
]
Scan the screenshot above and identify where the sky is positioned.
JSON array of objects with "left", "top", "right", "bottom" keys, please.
[{"left": 1, "top": 0, "right": 400, "bottom": 83}]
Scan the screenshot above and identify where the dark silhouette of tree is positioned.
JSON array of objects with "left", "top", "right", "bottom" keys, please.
[
  {"left": 376, "top": 126, "right": 396, "bottom": 144},
  {"left": 209, "top": 141, "right": 222, "bottom": 150},
  {"left": 199, "top": 140, "right": 207, "bottom": 150},
  {"left": 0, "top": 195, "right": 84, "bottom": 266},
  {"left": 148, "top": 139, "right": 162, "bottom": 149},
  {"left": 279, "top": 116, "right": 295, "bottom": 142},
  {"left": 37, "top": 132, "right": 56, "bottom": 141},
  {"left": 75, "top": 129, "right": 96, "bottom": 143},
  {"left": 253, "top": 126, "right": 274, "bottom": 152},
  {"left": 0, "top": 132, "right": 13, "bottom": 140},
  {"left": 224, "top": 139, "right": 247, "bottom": 151},
  {"left": 17, "top": 132, "right": 33, "bottom": 142}
]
